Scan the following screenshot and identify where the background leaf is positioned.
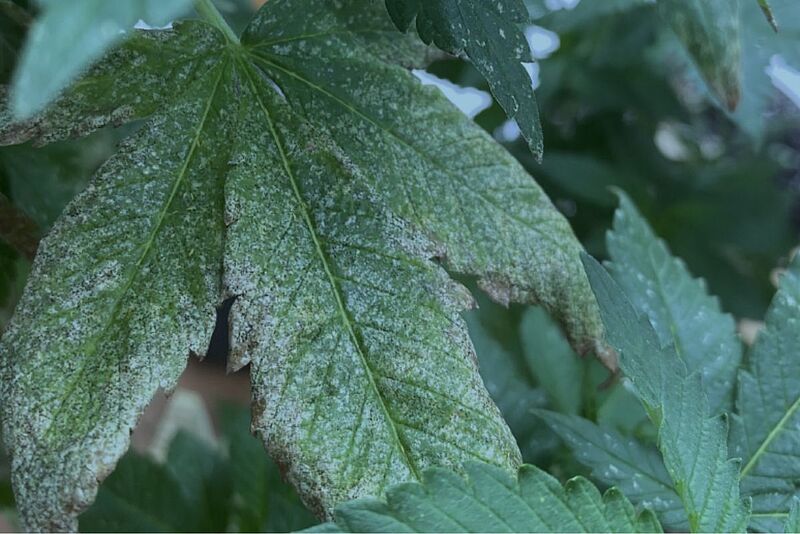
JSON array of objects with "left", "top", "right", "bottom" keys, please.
[{"left": 657, "top": 0, "right": 741, "bottom": 110}]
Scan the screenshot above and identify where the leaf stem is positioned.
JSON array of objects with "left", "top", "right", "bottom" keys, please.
[{"left": 193, "top": 0, "right": 239, "bottom": 44}]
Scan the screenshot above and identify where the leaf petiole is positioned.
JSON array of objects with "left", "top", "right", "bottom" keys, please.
[{"left": 193, "top": 0, "right": 240, "bottom": 44}]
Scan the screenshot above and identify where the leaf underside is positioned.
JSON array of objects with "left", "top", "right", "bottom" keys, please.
[
  {"left": 0, "top": 0, "right": 605, "bottom": 529},
  {"left": 312, "top": 462, "right": 662, "bottom": 533}
]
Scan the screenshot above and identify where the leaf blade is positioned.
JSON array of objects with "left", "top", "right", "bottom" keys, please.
[
  {"left": 732, "top": 256, "right": 800, "bottom": 522},
  {"left": 313, "top": 462, "right": 662, "bottom": 533},
  {"left": 225, "top": 60, "right": 521, "bottom": 517},
  {"left": 0, "top": 48, "right": 233, "bottom": 530},
  {"left": 582, "top": 254, "right": 750, "bottom": 532},
  {"left": 244, "top": 0, "right": 609, "bottom": 364},
  {"left": 606, "top": 192, "right": 742, "bottom": 415}
]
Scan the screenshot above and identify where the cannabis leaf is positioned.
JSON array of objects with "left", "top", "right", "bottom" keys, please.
[
  {"left": 606, "top": 192, "right": 741, "bottom": 415},
  {"left": 583, "top": 255, "right": 750, "bottom": 532},
  {"left": 384, "top": 0, "right": 544, "bottom": 159},
  {"left": 538, "top": 411, "right": 687, "bottom": 530},
  {"left": 10, "top": 0, "right": 193, "bottom": 119},
  {"left": 657, "top": 0, "right": 741, "bottom": 110},
  {"left": 0, "top": 0, "right": 609, "bottom": 528},
  {"left": 80, "top": 432, "right": 230, "bottom": 533},
  {"left": 731, "top": 256, "right": 800, "bottom": 531},
  {"left": 312, "top": 461, "right": 662, "bottom": 533}
]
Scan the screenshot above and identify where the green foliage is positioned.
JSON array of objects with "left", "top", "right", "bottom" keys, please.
[
  {"left": 80, "top": 408, "right": 316, "bottom": 532},
  {"left": 606, "top": 192, "right": 742, "bottom": 415},
  {"left": 657, "top": 0, "right": 741, "bottom": 110},
  {"left": 9, "top": 0, "right": 193, "bottom": 119},
  {"left": 0, "top": 0, "right": 799, "bottom": 531},
  {"left": 385, "top": 0, "right": 543, "bottom": 158},
  {"left": 583, "top": 254, "right": 750, "bottom": 531},
  {"left": 313, "top": 461, "right": 662, "bottom": 533},
  {"left": 732, "top": 256, "right": 800, "bottom": 531},
  {"left": 538, "top": 411, "right": 686, "bottom": 529}
]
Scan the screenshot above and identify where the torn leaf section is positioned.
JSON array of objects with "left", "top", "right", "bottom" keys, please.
[
  {"left": 244, "top": 0, "right": 607, "bottom": 365},
  {"left": 0, "top": 60, "right": 233, "bottom": 531},
  {"left": 223, "top": 64, "right": 520, "bottom": 518}
]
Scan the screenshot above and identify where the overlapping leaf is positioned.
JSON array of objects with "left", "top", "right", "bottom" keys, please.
[
  {"left": 10, "top": 0, "right": 192, "bottom": 119},
  {"left": 583, "top": 255, "right": 750, "bottom": 532},
  {"left": 606, "top": 192, "right": 741, "bottom": 415},
  {"left": 384, "top": 0, "right": 543, "bottom": 159},
  {"left": 313, "top": 462, "right": 662, "bottom": 533},
  {"left": 731, "top": 256, "right": 800, "bottom": 530},
  {"left": 0, "top": 0, "right": 610, "bottom": 529}
]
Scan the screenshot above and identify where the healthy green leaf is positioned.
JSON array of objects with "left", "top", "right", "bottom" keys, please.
[
  {"left": 657, "top": 0, "right": 741, "bottom": 110},
  {"left": 538, "top": 411, "right": 686, "bottom": 530},
  {"left": 606, "top": 192, "right": 742, "bottom": 415},
  {"left": 583, "top": 254, "right": 750, "bottom": 532},
  {"left": 79, "top": 452, "right": 197, "bottom": 533},
  {"left": 312, "top": 462, "right": 662, "bottom": 533},
  {"left": 165, "top": 432, "right": 232, "bottom": 532},
  {"left": 241, "top": 0, "right": 608, "bottom": 364},
  {"left": 81, "top": 431, "right": 231, "bottom": 533},
  {"left": 731, "top": 256, "right": 800, "bottom": 527},
  {"left": 466, "top": 309, "right": 559, "bottom": 464},
  {"left": 10, "top": 0, "right": 193, "bottom": 119},
  {"left": 384, "top": 0, "right": 543, "bottom": 159}
]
